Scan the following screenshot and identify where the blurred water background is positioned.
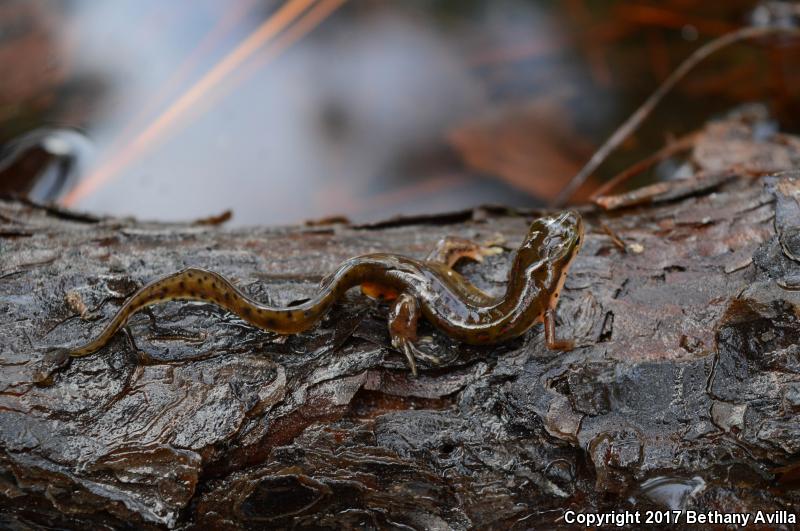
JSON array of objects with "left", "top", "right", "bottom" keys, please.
[{"left": 0, "top": 0, "right": 797, "bottom": 225}]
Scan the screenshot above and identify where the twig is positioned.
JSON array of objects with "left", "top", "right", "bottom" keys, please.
[
  {"left": 553, "top": 25, "right": 800, "bottom": 207},
  {"left": 589, "top": 130, "right": 700, "bottom": 200},
  {"left": 598, "top": 222, "right": 627, "bottom": 252}
]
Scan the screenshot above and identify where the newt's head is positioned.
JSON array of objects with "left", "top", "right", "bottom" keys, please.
[{"left": 517, "top": 210, "right": 584, "bottom": 277}]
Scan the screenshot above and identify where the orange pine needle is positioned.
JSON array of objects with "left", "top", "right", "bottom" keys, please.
[{"left": 63, "top": 0, "right": 318, "bottom": 206}]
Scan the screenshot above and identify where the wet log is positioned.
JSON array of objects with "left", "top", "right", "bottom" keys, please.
[{"left": 2, "top": 114, "right": 800, "bottom": 529}]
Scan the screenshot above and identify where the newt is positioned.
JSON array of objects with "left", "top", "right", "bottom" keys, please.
[{"left": 35, "top": 210, "right": 583, "bottom": 385}]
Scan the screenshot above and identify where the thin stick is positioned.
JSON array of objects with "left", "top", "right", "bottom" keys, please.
[
  {"left": 553, "top": 25, "right": 800, "bottom": 207},
  {"left": 589, "top": 130, "right": 699, "bottom": 200}
]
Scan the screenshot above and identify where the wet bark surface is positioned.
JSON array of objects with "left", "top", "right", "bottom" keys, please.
[{"left": 2, "top": 115, "right": 800, "bottom": 529}]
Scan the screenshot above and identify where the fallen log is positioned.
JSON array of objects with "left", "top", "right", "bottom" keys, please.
[{"left": 1, "top": 114, "right": 799, "bottom": 528}]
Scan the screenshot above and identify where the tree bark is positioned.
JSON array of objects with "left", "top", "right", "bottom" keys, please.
[{"left": 1, "top": 113, "right": 799, "bottom": 529}]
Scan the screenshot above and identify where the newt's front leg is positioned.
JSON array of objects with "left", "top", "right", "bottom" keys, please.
[{"left": 543, "top": 307, "right": 574, "bottom": 351}]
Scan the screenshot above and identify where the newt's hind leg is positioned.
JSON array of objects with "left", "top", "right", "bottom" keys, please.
[
  {"left": 426, "top": 236, "right": 503, "bottom": 268},
  {"left": 388, "top": 293, "right": 441, "bottom": 376}
]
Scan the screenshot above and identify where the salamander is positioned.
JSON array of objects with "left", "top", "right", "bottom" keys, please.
[{"left": 35, "top": 210, "right": 583, "bottom": 384}]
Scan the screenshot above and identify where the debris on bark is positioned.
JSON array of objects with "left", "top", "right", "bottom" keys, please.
[{"left": 1, "top": 114, "right": 799, "bottom": 528}]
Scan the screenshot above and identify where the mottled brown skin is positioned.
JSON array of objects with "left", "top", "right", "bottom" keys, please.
[{"left": 36, "top": 211, "right": 583, "bottom": 383}]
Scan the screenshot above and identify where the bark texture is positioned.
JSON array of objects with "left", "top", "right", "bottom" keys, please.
[{"left": 1, "top": 114, "right": 800, "bottom": 528}]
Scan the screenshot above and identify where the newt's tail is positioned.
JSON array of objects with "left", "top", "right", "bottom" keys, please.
[
  {"left": 34, "top": 259, "right": 371, "bottom": 386},
  {"left": 67, "top": 267, "right": 336, "bottom": 359}
]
